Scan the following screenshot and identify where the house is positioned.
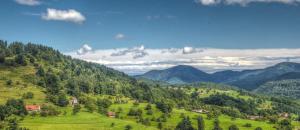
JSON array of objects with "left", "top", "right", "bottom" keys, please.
[
  {"left": 279, "top": 112, "right": 289, "bottom": 118},
  {"left": 247, "top": 115, "right": 262, "bottom": 120},
  {"left": 25, "top": 105, "right": 41, "bottom": 112},
  {"left": 192, "top": 109, "right": 209, "bottom": 114},
  {"left": 70, "top": 97, "right": 78, "bottom": 106},
  {"left": 107, "top": 112, "right": 116, "bottom": 118}
]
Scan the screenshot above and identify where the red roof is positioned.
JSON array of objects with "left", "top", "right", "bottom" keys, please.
[{"left": 25, "top": 105, "right": 40, "bottom": 111}]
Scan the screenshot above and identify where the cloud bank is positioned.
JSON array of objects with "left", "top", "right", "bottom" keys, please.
[
  {"left": 42, "top": 8, "right": 86, "bottom": 24},
  {"left": 15, "top": 0, "right": 41, "bottom": 6},
  {"left": 195, "top": 0, "right": 300, "bottom": 5},
  {"left": 66, "top": 45, "right": 300, "bottom": 75}
]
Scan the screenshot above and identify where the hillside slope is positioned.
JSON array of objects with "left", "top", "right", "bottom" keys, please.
[{"left": 254, "top": 79, "right": 300, "bottom": 99}]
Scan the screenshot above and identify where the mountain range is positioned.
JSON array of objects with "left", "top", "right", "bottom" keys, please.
[{"left": 136, "top": 62, "right": 300, "bottom": 90}]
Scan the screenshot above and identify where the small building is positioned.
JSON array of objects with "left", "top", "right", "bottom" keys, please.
[
  {"left": 192, "top": 109, "right": 209, "bottom": 114},
  {"left": 25, "top": 105, "right": 41, "bottom": 112},
  {"left": 70, "top": 97, "right": 78, "bottom": 107},
  {"left": 247, "top": 115, "right": 262, "bottom": 120},
  {"left": 279, "top": 112, "right": 289, "bottom": 118},
  {"left": 107, "top": 111, "right": 116, "bottom": 118}
]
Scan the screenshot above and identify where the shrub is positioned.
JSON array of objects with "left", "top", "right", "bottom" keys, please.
[
  {"left": 40, "top": 105, "right": 60, "bottom": 117},
  {"left": 22, "top": 92, "right": 34, "bottom": 99},
  {"left": 243, "top": 123, "right": 252, "bottom": 127}
]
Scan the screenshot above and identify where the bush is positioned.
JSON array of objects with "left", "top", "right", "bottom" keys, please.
[
  {"left": 22, "top": 92, "right": 34, "bottom": 99},
  {"left": 243, "top": 123, "right": 252, "bottom": 127},
  {"left": 6, "top": 80, "right": 12, "bottom": 86},
  {"left": 40, "top": 105, "right": 60, "bottom": 117},
  {"left": 125, "top": 125, "right": 132, "bottom": 130},
  {"left": 229, "top": 125, "right": 239, "bottom": 130},
  {"left": 255, "top": 127, "right": 263, "bottom": 130}
]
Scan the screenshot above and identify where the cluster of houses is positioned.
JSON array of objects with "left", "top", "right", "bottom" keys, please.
[
  {"left": 25, "top": 97, "right": 79, "bottom": 112},
  {"left": 24, "top": 97, "right": 117, "bottom": 118}
]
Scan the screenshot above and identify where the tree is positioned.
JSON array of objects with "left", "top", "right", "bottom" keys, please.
[
  {"left": 6, "top": 80, "right": 12, "bottom": 86},
  {"left": 175, "top": 116, "right": 195, "bottom": 130},
  {"left": 156, "top": 101, "right": 173, "bottom": 114},
  {"left": 125, "top": 125, "right": 132, "bottom": 130},
  {"left": 15, "top": 54, "right": 27, "bottom": 66},
  {"left": 212, "top": 118, "right": 223, "bottom": 130},
  {"left": 277, "top": 119, "right": 292, "bottom": 130},
  {"left": 0, "top": 105, "right": 11, "bottom": 121},
  {"left": 197, "top": 116, "right": 205, "bottom": 130},
  {"left": 0, "top": 52, "right": 5, "bottom": 63},
  {"left": 5, "top": 99, "right": 27, "bottom": 116},
  {"left": 72, "top": 104, "right": 81, "bottom": 115},
  {"left": 57, "top": 93, "right": 69, "bottom": 107},
  {"left": 22, "top": 92, "right": 34, "bottom": 99},
  {"left": 157, "top": 122, "right": 163, "bottom": 130},
  {"left": 7, "top": 118, "right": 19, "bottom": 130},
  {"left": 228, "top": 125, "right": 239, "bottom": 130},
  {"left": 255, "top": 127, "right": 262, "bottom": 130}
]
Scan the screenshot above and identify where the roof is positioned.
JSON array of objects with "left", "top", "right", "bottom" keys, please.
[{"left": 25, "top": 105, "right": 40, "bottom": 111}]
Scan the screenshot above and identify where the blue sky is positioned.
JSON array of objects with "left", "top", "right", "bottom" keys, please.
[{"left": 1, "top": 0, "right": 300, "bottom": 74}]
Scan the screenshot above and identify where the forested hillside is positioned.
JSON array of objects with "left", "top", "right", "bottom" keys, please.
[
  {"left": 1, "top": 40, "right": 300, "bottom": 130},
  {"left": 254, "top": 79, "right": 300, "bottom": 99}
]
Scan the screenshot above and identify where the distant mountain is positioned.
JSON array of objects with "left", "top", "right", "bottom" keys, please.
[
  {"left": 137, "top": 62, "right": 300, "bottom": 90},
  {"left": 136, "top": 65, "right": 211, "bottom": 84}
]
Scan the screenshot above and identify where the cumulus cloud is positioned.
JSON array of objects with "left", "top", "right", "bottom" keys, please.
[
  {"left": 77, "top": 44, "right": 92, "bottom": 55},
  {"left": 114, "top": 33, "right": 126, "bottom": 40},
  {"left": 66, "top": 47, "right": 300, "bottom": 75},
  {"left": 195, "top": 0, "right": 300, "bottom": 5},
  {"left": 110, "top": 45, "right": 148, "bottom": 59},
  {"left": 15, "top": 0, "right": 41, "bottom": 6},
  {"left": 182, "top": 47, "right": 204, "bottom": 54},
  {"left": 42, "top": 8, "right": 86, "bottom": 24}
]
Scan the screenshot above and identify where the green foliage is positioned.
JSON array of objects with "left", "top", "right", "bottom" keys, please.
[
  {"left": 22, "top": 92, "right": 34, "bottom": 99},
  {"left": 212, "top": 118, "right": 223, "bottom": 130},
  {"left": 277, "top": 119, "right": 292, "bottom": 130},
  {"left": 197, "top": 116, "right": 205, "bottom": 130},
  {"left": 72, "top": 104, "right": 81, "bottom": 115},
  {"left": 5, "top": 99, "right": 27, "bottom": 116},
  {"left": 155, "top": 101, "right": 173, "bottom": 114},
  {"left": 57, "top": 93, "right": 69, "bottom": 107},
  {"left": 40, "top": 105, "right": 60, "bottom": 117},
  {"left": 243, "top": 123, "right": 252, "bottom": 127},
  {"left": 6, "top": 79, "right": 13, "bottom": 86},
  {"left": 255, "top": 127, "right": 263, "bottom": 130},
  {"left": 202, "top": 94, "right": 257, "bottom": 114},
  {"left": 228, "top": 125, "right": 239, "bottom": 130},
  {"left": 175, "top": 116, "right": 195, "bottom": 130},
  {"left": 124, "top": 124, "right": 132, "bottom": 130}
]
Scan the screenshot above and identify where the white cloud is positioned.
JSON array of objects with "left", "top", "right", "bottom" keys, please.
[
  {"left": 42, "top": 8, "right": 86, "bottom": 24},
  {"left": 66, "top": 46, "right": 300, "bottom": 75},
  {"left": 77, "top": 44, "right": 92, "bottom": 55},
  {"left": 15, "top": 0, "right": 41, "bottom": 6},
  {"left": 115, "top": 33, "right": 126, "bottom": 40},
  {"left": 182, "top": 47, "right": 204, "bottom": 54},
  {"left": 110, "top": 45, "right": 148, "bottom": 59},
  {"left": 195, "top": 0, "right": 300, "bottom": 5}
]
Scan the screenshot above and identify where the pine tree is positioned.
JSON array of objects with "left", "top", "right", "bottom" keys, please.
[
  {"left": 197, "top": 116, "right": 205, "bottom": 130},
  {"left": 212, "top": 118, "right": 222, "bottom": 130}
]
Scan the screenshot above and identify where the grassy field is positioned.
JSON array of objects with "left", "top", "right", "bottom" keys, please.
[
  {"left": 0, "top": 66, "right": 46, "bottom": 104},
  {"left": 19, "top": 101, "right": 278, "bottom": 130}
]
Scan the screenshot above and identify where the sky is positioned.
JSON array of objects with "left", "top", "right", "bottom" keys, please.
[{"left": 1, "top": 0, "right": 300, "bottom": 74}]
